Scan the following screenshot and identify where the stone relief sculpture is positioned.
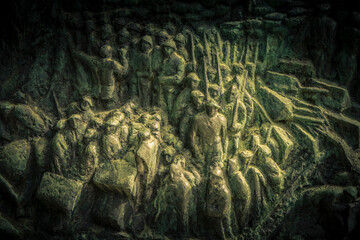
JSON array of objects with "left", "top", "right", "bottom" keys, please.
[{"left": 1, "top": 1, "right": 360, "bottom": 240}]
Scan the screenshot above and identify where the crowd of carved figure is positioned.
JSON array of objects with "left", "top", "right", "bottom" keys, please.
[
  {"left": 52, "top": 13, "right": 286, "bottom": 238},
  {"left": 1, "top": 10, "right": 359, "bottom": 239}
]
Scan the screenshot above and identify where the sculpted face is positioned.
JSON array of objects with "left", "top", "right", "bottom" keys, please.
[
  {"left": 193, "top": 95, "right": 204, "bottom": 110},
  {"left": 164, "top": 46, "right": 174, "bottom": 57},
  {"left": 80, "top": 101, "right": 90, "bottom": 111},
  {"left": 191, "top": 78, "right": 200, "bottom": 89},
  {"left": 229, "top": 85, "right": 238, "bottom": 102},
  {"left": 141, "top": 41, "right": 152, "bottom": 52},
  {"left": 206, "top": 105, "right": 217, "bottom": 117}
]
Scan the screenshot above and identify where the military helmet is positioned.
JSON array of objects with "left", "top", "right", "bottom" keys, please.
[
  {"left": 118, "top": 28, "right": 130, "bottom": 38},
  {"left": 100, "top": 45, "right": 112, "bottom": 57},
  {"left": 174, "top": 33, "right": 186, "bottom": 44},
  {"left": 142, "top": 35, "right": 153, "bottom": 46},
  {"left": 139, "top": 128, "right": 151, "bottom": 140},
  {"left": 157, "top": 30, "right": 169, "bottom": 41},
  {"left": 186, "top": 72, "right": 200, "bottom": 82},
  {"left": 105, "top": 117, "right": 119, "bottom": 127},
  {"left": 127, "top": 22, "right": 142, "bottom": 33},
  {"left": 162, "top": 39, "right": 177, "bottom": 50},
  {"left": 82, "top": 96, "right": 93, "bottom": 107},
  {"left": 191, "top": 90, "right": 205, "bottom": 99},
  {"left": 206, "top": 98, "right": 220, "bottom": 109}
]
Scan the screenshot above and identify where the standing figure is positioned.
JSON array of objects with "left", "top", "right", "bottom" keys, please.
[
  {"left": 157, "top": 40, "right": 185, "bottom": 113},
  {"left": 190, "top": 99, "right": 228, "bottom": 171},
  {"left": 179, "top": 90, "right": 205, "bottom": 143},
  {"left": 71, "top": 44, "right": 128, "bottom": 109},
  {"left": 224, "top": 84, "right": 247, "bottom": 156},
  {"left": 135, "top": 128, "right": 160, "bottom": 209},
  {"left": 175, "top": 33, "right": 189, "bottom": 62},
  {"left": 171, "top": 72, "right": 201, "bottom": 125},
  {"left": 131, "top": 36, "right": 153, "bottom": 107}
]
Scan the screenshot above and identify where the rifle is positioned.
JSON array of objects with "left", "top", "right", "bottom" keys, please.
[
  {"left": 240, "top": 69, "right": 248, "bottom": 101},
  {"left": 203, "top": 32, "right": 211, "bottom": 66},
  {"left": 188, "top": 30, "right": 197, "bottom": 71},
  {"left": 203, "top": 56, "right": 210, "bottom": 102},
  {"left": 215, "top": 49, "right": 223, "bottom": 104},
  {"left": 245, "top": 125, "right": 273, "bottom": 174}
]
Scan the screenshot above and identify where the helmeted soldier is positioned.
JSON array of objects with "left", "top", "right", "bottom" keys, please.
[
  {"left": 179, "top": 90, "right": 205, "bottom": 143},
  {"left": 171, "top": 72, "right": 201, "bottom": 125},
  {"left": 71, "top": 44, "right": 128, "bottom": 109},
  {"left": 130, "top": 35, "right": 154, "bottom": 106},
  {"left": 152, "top": 30, "right": 170, "bottom": 74},
  {"left": 156, "top": 39, "right": 186, "bottom": 113},
  {"left": 174, "top": 33, "right": 189, "bottom": 62},
  {"left": 190, "top": 99, "right": 228, "bottom": 172}
]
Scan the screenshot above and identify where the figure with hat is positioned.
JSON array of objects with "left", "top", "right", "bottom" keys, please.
[
  {"left": 70, "top": 44, "right": 128, "bottom": 110},
  {"left": 174, "top": 33, "right": 189, "bottom": 62},
  {"left": 189, "top": 98, "right": 228, "bottom": 172},
  {"left": 155, "top": 39, "right": 186, "bottom": 113},
  {"left": 171, "top": 72, "right": 202, "bottom": 126},
  {"left": 129, "top": 35, "right": 154, "bottom": 107}
]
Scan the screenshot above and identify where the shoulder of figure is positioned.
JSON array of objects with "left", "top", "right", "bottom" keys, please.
[{"left": 172, "top": 52, "right": 185, "bottom": 63}]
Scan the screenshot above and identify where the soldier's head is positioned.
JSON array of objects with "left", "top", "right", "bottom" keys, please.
[
  {"left": 139, "top": 128, "right": 151, "bottom": 141},
  {"left": 227, "top": 157, "right": 240, "bottom": 176},
  {"left": 118, "top": 28, "right": 130, "bottom": 44},
  {"left": 143, "top": 23, "right": 156, "bottom": 36},
  {"left": 207, "top": 67, "right": 217, "bottom": 82},
  {"left": 232, "top": 63, "right": 245, "bottom": 76},
  {"left": 174, "top": 154, "right": 186, "bottom": 169},
  {"left": 205, "top": 99, "right": 220, "bottom": 117},
  {"left": 210, "top": 166, "right": 225, "bottom": 183},
  {"left": 141, "top": 35, "right": 153, "bottom": 52},
  {"left": 139, "top": 113, "right": 151, "bottom": 124},
  {"left": 68, "top": 114, "right": 82, "bottom": 130},
  {"left": 104, "top": 117, "right": 119, "bottom": 134},
  {"left": 157, "top": 30, "right": 169, "bottom": 45},
  {"left": 220, "top": 64, "right": 231, "bottom": 79},
  {"left": 164, "top": 22, "right": 176, "bottom": 36},
  {"left": 174, "top": 33, "right": 186, "bottom": 48},
  {"left": 229, "top": 84, "right": 238, "bottom": 102},
  {"left": 85, "top": 19, "right": 96, "bottom": 33},
  {"left": 89, "top": 117, "right": 103, "bottom": 129},
  {"left": 100, "top": 45, "right": 112, "bottom": 58},
  {"left": 162, "top": 146, "right": 175, "bottom": 165},
  {"left": 209, "top": 84, "right": 220, "bottom": 100},
  {"left": 186, "top": 72, "right": 200, "bottom": 89},
  {"left": 80, "top": 96, "right": 93, "bottom": 111},
  {"left": 127, "top": 22, "right": 142, "bottom": 36},
  {"left": 101, "top": 24, "right": 113, "bottom": 40},
  {"left": 162, "top": 39, "right": 176, "bottom": 57},
  {"left": 108, "top": 110, "right": 125, "bottom": 123},
  {"left": 191, "top": 90, "right": 205, "bottom": 110}
]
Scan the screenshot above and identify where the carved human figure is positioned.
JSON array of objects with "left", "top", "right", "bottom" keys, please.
[
  {"left": 227, "top": 157, "right": 251, "bottom": 229},
  {"left": 80, "top": 117, "right": 103, "bottom": 181},
  {"left": 174, "top": 33, "right": 189, "bottom": 62},
  {"left": 67, "top": 96, "right": 95, "bottom": 122},
  {"left": 71, "top": 44, "right": 128, "bottom": 109},
  {"left": 51, "top": 114, "right": 86, "bottom": 178},
  {"left": 171, "top": 72, "right": 201, "bottom": 125},
  {"left": 156, "top": 39, "right": 186, "bottom": 113},
  {"left": 190, "top": 99, "right": 228, "bottom": 171},
  {"left": 131, "top": 35, "right": 153, "bottom": 107},
  {"left": 205, "top": 166, "right": 233, "bottom": 240},
  {"left": 179, "top": 90, "right": 205, "bottom": 143},
  {"left": 224, "top": 84, "right": 247, "bottom": 156},
  {"left": 100, "top": 116, "right": 123, "bottom": 162},
  {"left": 151, "top": 30, "right": 170, "bottom": 74},
  {"left": 168, "top": 155, "right": 192, "bottom": 233},
  {"left": 135, "top": 128, "right": 160, "bottom": 209}
]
